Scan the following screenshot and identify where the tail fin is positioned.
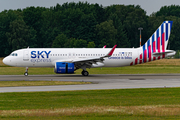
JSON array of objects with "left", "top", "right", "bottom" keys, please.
[
  {"left": 131, "top": 21, "right": 173, "bottom": 65},
  {"left": 141, "top": 21, "right": 173, "bottom": 62},
  {"left": 142, "top": 21, "right": 173, "bottom": 52}
]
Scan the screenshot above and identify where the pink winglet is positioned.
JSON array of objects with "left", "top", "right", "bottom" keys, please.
[
  {"left": 103, "top": 45, "right": 106, "bottom": 48},
  {"left": 108, "top": 45, "right": 117, "bottom": 56}
]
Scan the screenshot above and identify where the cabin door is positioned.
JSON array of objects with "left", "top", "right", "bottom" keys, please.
[{"left": 23, "top": 50, "right": 29, "bottom": 61}]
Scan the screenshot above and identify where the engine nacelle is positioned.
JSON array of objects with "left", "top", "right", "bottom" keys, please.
[{"left": 54, "top": 62, "right": 74, "bottom": 74}]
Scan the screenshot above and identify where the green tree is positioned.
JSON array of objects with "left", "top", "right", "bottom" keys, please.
[
  {"left": 0, "top": 10, "right": 22, "bottom": 56},
  {"left": 166, "top": 16, "right": 180, "bottom": 51},
  {"left": 52, "top": 34, "right": 68, "bottom": 48},
  {"left": 87, "top": 42, "right": 95, "bottom": 48},
  {"left": 23, "top": 7, "right": 47, "bottom": 47},
  {"left": 95, "top": 20, "right": 117, "bottom": 47},
  {"left": 6, "top": 18, "right": 36, "bottom": 51},
  {"left": 108, "top": 13, "right": 130, "bottom": 48},
  {"left": 123, "top": 6, "right": 148, "bottom": 47},
  {"left": 156, "top": 5, "right": 180, "bottom": 17},
  {"left": 74, "top": 39, "right": 87, "bottom": 48},
  {"left": 64, "top": 38, "right": 76, "bottom": 48},
  {"left": 64, "top": 38, "right": 88, "bottom": 48},
  {"left": 105, "top": 5, "right": 148, "bottom": 48}
]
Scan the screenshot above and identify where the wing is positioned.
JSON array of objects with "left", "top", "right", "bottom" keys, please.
[{"left": 72, "top": 45, "right": 117, "bottom": 69}]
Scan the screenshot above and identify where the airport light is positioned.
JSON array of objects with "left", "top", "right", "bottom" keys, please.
[{"left": 138, "top": 27, "right": 143, "bottom": 47}]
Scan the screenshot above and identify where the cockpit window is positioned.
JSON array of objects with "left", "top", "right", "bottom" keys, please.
[{"left": 10, "top": 53, "right": 18, "bottom": 56}]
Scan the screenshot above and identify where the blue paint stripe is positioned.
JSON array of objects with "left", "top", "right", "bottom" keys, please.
[
  {"left": 157, "top": 29, "right": 159, "bottom": 50},
  {"left": 166, "top": 23, "right": 168, "bottom": 41},
  {"left": 161, "top": 24, "right": 164, "bottom": 45}
]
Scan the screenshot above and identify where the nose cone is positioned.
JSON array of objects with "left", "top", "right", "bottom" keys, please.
[
  {"left": 3, "top": 57, "right": 11, "bottom": 66},
  {"left": 3, "top": 57, "right": 8, "bottom": 65}
]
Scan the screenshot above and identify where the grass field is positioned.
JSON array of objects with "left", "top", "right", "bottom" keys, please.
[
  {"left": 0, "top": 88, "right": 180, "bottom": 119},
  {"left": 0, "top": 81, "right": 91, "bottom": 87},
  {"left": 1, "top": 58, "right": 180, "bottom": 75},
  {"left": 1, "top": 58, "right": 180, "bottom": 119}
]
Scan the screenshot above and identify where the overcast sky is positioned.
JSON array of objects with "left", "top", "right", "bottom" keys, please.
[{"left": 0, "top": 0, "right": 180, "bottom": 15}]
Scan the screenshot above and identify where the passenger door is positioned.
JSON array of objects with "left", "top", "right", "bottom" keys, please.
[{"left": 23, "top": 50, "right": 29, "bottom": 61}]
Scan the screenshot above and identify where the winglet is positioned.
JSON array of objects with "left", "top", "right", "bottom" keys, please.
[
  {"left": 103, "top": 45, "right": 106, "bottom": 48},
  {"left": 104, "top": 45, "right": 117, "bottom": 57}
]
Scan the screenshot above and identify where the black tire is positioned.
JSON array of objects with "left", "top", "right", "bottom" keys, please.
[
  {"left": 83, "top": 71, "right": 89, "bottom": 76},
  {"left": 24, "top": 72, "right": 28, "bottom": 76},
  {"left": 81, "top": 71, "right": 84, "bottom": 76}
]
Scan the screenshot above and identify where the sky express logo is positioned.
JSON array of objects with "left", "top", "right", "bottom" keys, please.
[
  {"left": 31, "top": 51, "right": 51, "bottom": 58},
  {"left": 31, "top": 51, "right": 51, "bottom": 63}
]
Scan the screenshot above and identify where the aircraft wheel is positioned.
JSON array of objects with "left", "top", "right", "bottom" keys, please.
[
  {"left": 82, "top": 71, "right": 89, "bottom": 76},
  {"left": 24, "top": 72, "right": 28, "bottom": 76}
]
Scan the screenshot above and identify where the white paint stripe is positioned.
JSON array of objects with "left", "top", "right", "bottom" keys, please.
[{"left": 154, "top": 31, "right": 157, "bottom": 53}]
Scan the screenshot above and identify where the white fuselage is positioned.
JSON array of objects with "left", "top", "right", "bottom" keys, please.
[{"left": 3, "top": 48, "right": 139, "bottom": 68}]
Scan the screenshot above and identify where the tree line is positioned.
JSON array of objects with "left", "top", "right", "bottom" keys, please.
[{"left": 0, "top": 2, "right": 180, "bottom": 57}]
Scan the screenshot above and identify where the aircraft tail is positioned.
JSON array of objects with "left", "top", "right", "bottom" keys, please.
[
  {"left": 131, "top": 21, "right": 174, "bottom": 65},
  {"left": 142, "top": 21, "right": 172, "bottom": 53}
]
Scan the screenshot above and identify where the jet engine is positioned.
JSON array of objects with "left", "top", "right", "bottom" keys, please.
[{"left": 54, "top": 62, "right": 74, "bottom": 74}]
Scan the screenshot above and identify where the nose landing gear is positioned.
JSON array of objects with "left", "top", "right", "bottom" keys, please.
[{"left": 24, "top": 67, "right": 28, "bottom": 76}]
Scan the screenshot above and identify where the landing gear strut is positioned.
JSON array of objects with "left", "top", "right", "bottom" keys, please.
[
  {"left": 81, "top": 70, "right": 89, "bottom": 76},
  {"left": 24, "top": 67, "right": 28, "bottom": 76}
]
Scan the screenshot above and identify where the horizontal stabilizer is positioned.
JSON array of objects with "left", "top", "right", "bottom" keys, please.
[{"left": 152, "top": 50, "right": 176, "bottom": 57}]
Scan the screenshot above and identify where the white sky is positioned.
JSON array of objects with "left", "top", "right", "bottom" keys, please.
[{"left": 0, "top": 0, "right": 180, "bottom": 15}]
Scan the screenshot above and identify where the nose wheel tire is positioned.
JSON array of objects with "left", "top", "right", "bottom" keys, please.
[
  {"left": 81, "top": 71, "right": 89, "bottom": 76},
  {"left": 24, "top": 72, "right": 28, "bottom": 76}
]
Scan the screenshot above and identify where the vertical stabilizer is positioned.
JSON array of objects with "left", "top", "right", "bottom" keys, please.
[{"left": 131, "top": 21, "right": 173, "bottom": 65}]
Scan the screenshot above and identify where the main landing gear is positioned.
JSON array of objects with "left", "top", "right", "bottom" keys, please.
[
  {"left": 81, "top": 70, "right": 89, "bottom": 76},
  {"left": 24, "top": 67, "right": 28, "bottom": 76}
]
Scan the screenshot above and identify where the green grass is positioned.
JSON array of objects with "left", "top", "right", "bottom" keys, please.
[
  {"left": 0, "top": 81, "right": 91, "bottom": 87},
  {"left": 1, "top": 88, "right": 180, "bottom": 119},
  {"left": 1, "top": 66, "right": 180, "bottom": 75}
]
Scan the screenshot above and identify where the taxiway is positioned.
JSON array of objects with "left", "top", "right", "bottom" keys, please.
[{"left": 0, "top": 74, "right": 180, "bottom": 92}]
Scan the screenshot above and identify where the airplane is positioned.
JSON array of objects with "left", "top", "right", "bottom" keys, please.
[{"left": 3, "top": 21, "right": 176, "bottom": 76}]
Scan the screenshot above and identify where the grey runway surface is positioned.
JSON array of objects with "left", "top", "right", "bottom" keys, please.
[{"left": 0, "top": 74, "right": 180, "bottom": 93}]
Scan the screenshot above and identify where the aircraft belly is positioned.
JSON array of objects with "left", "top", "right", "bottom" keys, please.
[{"left": 104, "top": 59, "right": 132, "bottom": 67}]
